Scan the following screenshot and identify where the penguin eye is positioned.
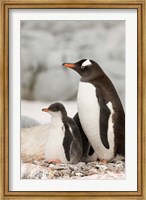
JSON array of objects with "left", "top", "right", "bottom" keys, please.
[
  {"left": 81, "top": 65, "right": 86, "bottom": 69},
  {"left": 52, "top": 107, "right": 57, "bottom": 112},
  {"left": 49, "top": 107, "right": 57, "bottom": 112},
  {"left": 81, "top": 64, "right": 92, "bottom": 69}
]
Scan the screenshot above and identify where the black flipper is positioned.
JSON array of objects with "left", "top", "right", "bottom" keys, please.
[
  {"left": 96, "top": 87, "right": 111, "bottom": 149},
  {"left": 63, "top": 124, "right": 73, "bottom": 161}
]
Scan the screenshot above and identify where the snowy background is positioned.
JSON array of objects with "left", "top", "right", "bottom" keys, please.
[{"left": 21, "top": 20, "right": 125, "bottom": 125}]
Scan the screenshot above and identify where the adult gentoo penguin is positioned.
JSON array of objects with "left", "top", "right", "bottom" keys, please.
[
  {"left": 42, "top": 102, "right": 82, "bottom": 164},
  {"left": 73, "top": 113, "right": 98, "bottom": 162},
  {"left": 63, "top": 59, "right": 125, "bottom": 163}
]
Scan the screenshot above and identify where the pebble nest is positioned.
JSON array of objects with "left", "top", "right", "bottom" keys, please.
[{"left": 21, "top": 160, "right": 125, "bottom": 180}]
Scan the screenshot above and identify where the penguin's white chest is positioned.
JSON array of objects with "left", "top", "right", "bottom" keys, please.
[
  {"left": 45, "top": 120, "right": 68, "bottom": 163},
  {"left": 77, "top": 81, "right": 115, "bottom": 161}
]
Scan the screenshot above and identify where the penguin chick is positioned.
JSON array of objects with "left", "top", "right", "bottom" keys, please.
[
  {"left": 42, "top": 103, "right": 82, "bottom": 164},
  {"left": 63, "top": 59, "right": 125, "bottom": 164}
]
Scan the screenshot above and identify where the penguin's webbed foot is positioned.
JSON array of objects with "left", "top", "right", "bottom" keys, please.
[
  {"left": 47, "top": 159, "right": 62, "bottom": 164},
  {"left": 99, "top": 159, "right": 108, "bottom": 164}
]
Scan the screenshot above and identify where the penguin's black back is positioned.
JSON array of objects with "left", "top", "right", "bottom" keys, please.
[
  {"left": 91, "top": 74, "right": 125, "bottom": 157},
  {"left": 62, "top": 116, "right": 82, "bottom": 162}
]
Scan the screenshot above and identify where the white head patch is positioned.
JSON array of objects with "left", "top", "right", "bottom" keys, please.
[{"left": 81, "top": 59, "right": 92, "bottom": 68}]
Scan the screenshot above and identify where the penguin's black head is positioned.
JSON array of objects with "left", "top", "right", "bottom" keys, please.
[
  {"left": 62, "top": 59, "right": 104, "bottom": 80},
  {"left": 42, "top": 102, "right": 67, "bottom": 118}
]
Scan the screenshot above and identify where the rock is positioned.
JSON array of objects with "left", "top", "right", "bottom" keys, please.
[
  {"left": 106, "top": 163, "right": 116, "bottom": 171},
  {"left": 21, "top": 30, "right": 54, "bottom": 100},
  {"left": 33, "top": 69, "right": 79, "bottom": 101},
  {"left": 60, "top": 169, "right": 71, "bottom": 176},
  {"left": 21, "top": 160, "right": 125, "bottom": 180},
  {"left": 21, "top": 163, "right": 49, "bottom": 179},
  {"left": 51, "top": 165, "right": 69, "bottom": 171},
  {"left": 96, "top": 163, "right": 108, "bottom": 171},
  {"left": 53, "top": 170, "right": 61, "bottom": 177},
  {"left": 88, "top": 168, "right": 99, "bottom": 175},
  {"left": 21, "top": 116, "right": 40, "bottom": 128},
  {"left": 75, "top": 172, "right": 84, "bottom": 177},
  {"left": 115, "top": 161, "right": 125, "bottom": 172}
]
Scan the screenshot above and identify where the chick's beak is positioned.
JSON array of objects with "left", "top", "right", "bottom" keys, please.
[
  {"left": 62, "top": 63, "right": 75, "bottom": 68},
  {"left": 42, "top": 108, "right": 49, "bottom": 112}
]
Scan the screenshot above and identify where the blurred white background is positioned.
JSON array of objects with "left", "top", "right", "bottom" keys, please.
[{"left": 21, "top": 20, "right": 125, "bottom": 127}]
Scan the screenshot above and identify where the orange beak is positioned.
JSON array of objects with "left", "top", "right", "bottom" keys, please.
[
  {"left": 42, "top": 108, "right": 49, "bottom": 112},
  {"left": 63, "top": 63, "right": 75, "bottom": 68}
]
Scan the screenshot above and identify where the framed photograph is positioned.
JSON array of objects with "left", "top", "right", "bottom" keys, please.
[{"left": 0, "top": 0, "right": 145, "bottom": 199}]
